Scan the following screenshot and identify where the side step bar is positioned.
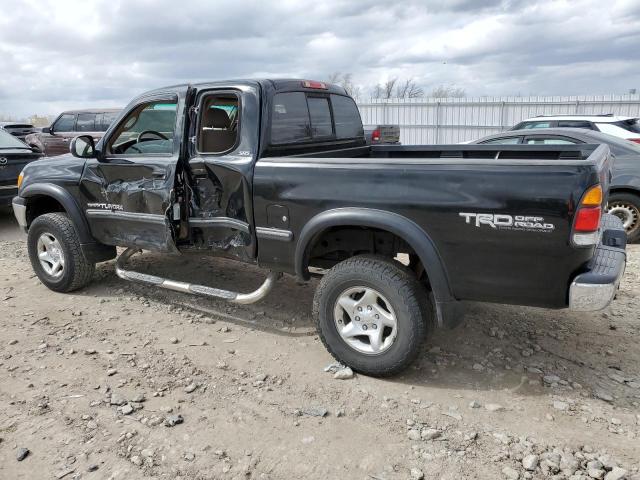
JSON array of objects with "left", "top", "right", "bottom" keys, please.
[{"left": 115, "top": 248, "right": 281, "bottom": 304}]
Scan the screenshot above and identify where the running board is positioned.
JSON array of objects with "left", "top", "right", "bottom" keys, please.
[{"left": 115, "top": 248, "right": 281, "bottom": 304}]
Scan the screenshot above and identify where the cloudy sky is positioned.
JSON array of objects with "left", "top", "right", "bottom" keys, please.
[{"left": 1, "top": 0, "right": 639, "bottom": 118}]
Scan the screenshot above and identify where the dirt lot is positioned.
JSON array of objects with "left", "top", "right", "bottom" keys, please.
[{"left": 1, "top": 208, "right": 639, "bottom": 480}]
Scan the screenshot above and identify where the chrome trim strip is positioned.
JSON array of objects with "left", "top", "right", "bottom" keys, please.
[
  {"left": 12, "top": 199, "right": 27, "bottom": 228},
  {"left": 188, "top": 217, "right": 250, "bottom": 234},
  {"left": 0, "top": 185, "right": 18, "bottom": 190},
  {"left": 255, "top": 226, "right": 293, "bottom": 242},
  {"left": 86, "top": 209, "right": 167, "bottom": 225}
]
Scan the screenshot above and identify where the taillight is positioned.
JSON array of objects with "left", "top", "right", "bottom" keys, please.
[
  {"left": 627, "top": 138, "right": 640, "bottom": 144},
  {"left": 371, "top": 129, "right": 381, "bottom": 142},
  {"left": 572, "top": 184, "right": 603, "bottom": 246},
  {"left": 574, "top": 207, "right": 601, "bottom": 232}
]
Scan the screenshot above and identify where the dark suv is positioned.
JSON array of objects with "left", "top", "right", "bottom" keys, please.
[{"left": 25, "top": 109, "right": 120, "bottom": 157}]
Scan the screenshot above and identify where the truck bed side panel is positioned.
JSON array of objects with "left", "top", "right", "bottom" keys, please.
[{"left": 253, "top": 157, "right": 601, "bottom": 308}]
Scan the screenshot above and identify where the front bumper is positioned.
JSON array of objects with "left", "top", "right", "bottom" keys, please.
[
  {"left": 569, "top": 214, "right": 626, "bottom": 311},
  {"left": 12, "top": 196, "right": 27, "bottom": 230}
]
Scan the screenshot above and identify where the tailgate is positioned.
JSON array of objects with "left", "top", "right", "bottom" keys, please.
[{"left": 379, "top": 125, "right": 400, "bottom": 143}]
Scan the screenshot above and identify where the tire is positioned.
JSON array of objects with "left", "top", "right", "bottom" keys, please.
[
  {"left": 607, "top": 192, "right": 640, "bottom": 243},
  {"left": 27, "top": 213, "right": 95, "bottom": 292},
  {"left": 313, "top": 255, "right": 431, "bottom": 377}
]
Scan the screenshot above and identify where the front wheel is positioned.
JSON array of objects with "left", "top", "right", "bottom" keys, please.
[
  {"left": 607, "top": 192, "right": 640, "bottom": 243},
  {"left": 27, "top": 213, "right": 95, "bottom": 292},
  {"left": 313, "top": 255, "right": 431, "bottom": 377}
]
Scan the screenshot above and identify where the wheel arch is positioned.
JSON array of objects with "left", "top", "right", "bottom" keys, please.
[
  {"left": 295, "top": 208, "right": 460, "bottom": 327},
  {"left": 21, "top": 183, "right": 94, "bottom": 244},
  {"left": 609, "top": 185, "right": 640, "bottom": 198}
]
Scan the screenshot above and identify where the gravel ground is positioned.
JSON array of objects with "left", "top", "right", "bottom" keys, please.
[{"left": 1, "top": 209, "right": 639, "bottom": 480}]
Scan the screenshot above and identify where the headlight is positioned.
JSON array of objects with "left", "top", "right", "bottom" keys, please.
[{"left": 17, "top": 172, "right": 24, "bottom": 189}]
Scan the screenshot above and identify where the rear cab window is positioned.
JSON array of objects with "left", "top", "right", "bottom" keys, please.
[{"left": 270, "top": 92, "right": 363, "bottom": 145}]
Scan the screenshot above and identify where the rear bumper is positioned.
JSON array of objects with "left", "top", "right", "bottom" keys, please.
[{"left": 569, "top": 214, "right": 626, "bottom": 311}]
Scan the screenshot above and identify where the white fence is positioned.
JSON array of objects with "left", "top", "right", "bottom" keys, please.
[{"left": 356, "top": 95, "right": 640, "bottom": 144}]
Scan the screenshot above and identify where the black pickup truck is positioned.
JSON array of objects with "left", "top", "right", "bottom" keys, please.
[{"left": 12, "top": 79, "right": 627, "bottom": 376}]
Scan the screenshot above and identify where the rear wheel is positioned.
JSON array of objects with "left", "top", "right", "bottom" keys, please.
[
  {"left": 27, "top": 213, "right": 95, "bottom": 292},
  {"left": 313, "top": 255, "right": 431, "bottom": 377},
  {"left": 607, "top": 192, "right": 640, "bottom": 243}
]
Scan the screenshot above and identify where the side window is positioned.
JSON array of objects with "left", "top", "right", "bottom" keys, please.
[
  {"left": 198, "top": 94, "right": 240, "bottom": 154},
  {"left": 271, "top": 92, "right": 311, "bottom": 144},
  {"left": 99, "top": 111, "right": 119, "bottom": 131},
  {"left": 108, "top": 100, "right": 177, "bottom": 155},
  {"left": 557, "top": 120, "right": 593, "bottom": 129},
  {"left": 53, "top": 114, "right": 75, "bottom": 132},
  {"left": 524, "top": 137, "right": 578, "bottom": 145},
  {"left": 522, "top": 121, "right": 552, "bottom": 129},
  {"left": 307, "top": 97, "right": 332, "bottom": 137},
  {"left": 331, "top": 94, "right": 364, "bottom": 139},
  {"left": 480, "top": 137, "right": 521, "bottom": 144},
  {"left": 76, "top": 113, "right": 96, "bottom": 132}
]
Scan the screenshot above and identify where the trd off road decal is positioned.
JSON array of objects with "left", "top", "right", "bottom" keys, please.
[
  {"left": 87, "top": 203, "right": 124, "bottom": 211},
  {"left": 459, "top": 212, "right": 555, "bottom": 232}
]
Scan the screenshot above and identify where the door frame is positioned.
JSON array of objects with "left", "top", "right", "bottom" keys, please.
[{"left": 80, "top": 86, "right": 191, "bottom": 252}]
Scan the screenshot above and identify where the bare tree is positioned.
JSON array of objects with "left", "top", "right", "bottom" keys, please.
[
  {"left": 373, "top": 78, "right": 399, "bottom": 99},
  {"left": 395, "top": 78, "right": 424, "bottom": 98},
  {"left": 326, "top": 72, "right": 361, "bottom": 100},
  {"left": 430, "top": 85, "right": 466, "bottom": 98}
]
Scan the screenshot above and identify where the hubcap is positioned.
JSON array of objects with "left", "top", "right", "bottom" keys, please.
[
  {"left": 607, "top": 201, "right": 639, "bottom": 233},
  {"left": 37, "top": 232, "right": 65, "bottom": 278},
  {"left": 333, "top": 286, "right": 397, "bottom": 355}
]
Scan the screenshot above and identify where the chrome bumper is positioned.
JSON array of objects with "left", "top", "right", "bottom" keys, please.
[
  {"left": 12, "top": 196, "right": 27, "bottom": 229},
  {"left": 569, "top": 244, "right": 626, "bottom": 311}
]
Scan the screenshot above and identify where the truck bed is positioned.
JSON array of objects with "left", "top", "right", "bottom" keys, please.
[{"left": 253, "top": 144, "right": 611, "bottom": 309}]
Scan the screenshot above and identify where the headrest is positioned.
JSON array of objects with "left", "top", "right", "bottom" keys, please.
[{"left": 203, "top": 107, "right": 230, "bottom": 129}]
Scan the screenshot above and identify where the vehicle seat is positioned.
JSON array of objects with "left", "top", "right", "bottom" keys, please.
[{"left": 200, "top": 107, "right": 236, "bottom": 153}]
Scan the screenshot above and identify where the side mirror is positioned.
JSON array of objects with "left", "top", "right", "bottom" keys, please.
[
  {"left": 42, "top": 126, "right": 51, "bottom": 134},
  {"left": 70, "top": 135, "right": 96, "bottom": 158}
]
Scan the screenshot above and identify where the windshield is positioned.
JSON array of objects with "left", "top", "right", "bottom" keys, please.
[{"left": 0, "top": 129, "right": 30, "bottom": 149}]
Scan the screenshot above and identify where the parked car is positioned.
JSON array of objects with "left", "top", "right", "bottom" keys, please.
[
  {"left": 25, "top": 109, "right": 120, "bottom": 157},
  {"left": 471, "top": 128, "right": 640, "bottom": 242},
  {"left": 0, "top": 122, "right": 37, "bottom": 142},
  {"left": 364, "top": 124, "right": 401, "bottom": 144},
  {"left": 0, "top": 129, "right": 42, "bottom": 206},
  {"left": 12, "top": 79, "right": 626, "bottom": 376},
  {"left": 511, "top": 114, "right": 640, "bottom": 144}
]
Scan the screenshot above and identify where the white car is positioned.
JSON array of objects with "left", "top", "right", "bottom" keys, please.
[{"left": 511, "top": 115, "right": 640, "bottom": 144}]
